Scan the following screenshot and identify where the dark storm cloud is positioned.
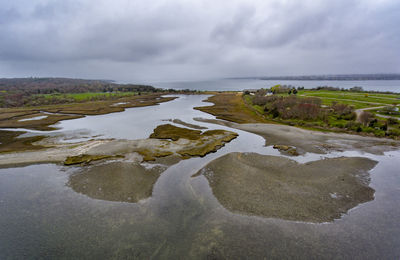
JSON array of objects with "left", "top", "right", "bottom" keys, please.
[{"left": 0, "top": 0, "right": 399, "bottom": 81}]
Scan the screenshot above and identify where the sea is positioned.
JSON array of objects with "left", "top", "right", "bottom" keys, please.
[{"left": 152, "top": 78, "right": 400, "bottom": 92}]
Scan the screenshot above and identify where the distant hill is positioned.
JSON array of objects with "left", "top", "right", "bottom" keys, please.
[
  {"left": 0, "top": 77, "right": 155, "bottom": 94},
  {"left": 231, "top": 74, "right": 400, "bottom": 81}
]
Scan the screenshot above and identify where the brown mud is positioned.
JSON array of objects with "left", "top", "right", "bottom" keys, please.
[{"left": 68, "top": 161, "right": 167, "bottom": 202}]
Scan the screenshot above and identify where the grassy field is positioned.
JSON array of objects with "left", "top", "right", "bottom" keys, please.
[{"left": 297, "top": 90, "right": 400, "bottom": 109}]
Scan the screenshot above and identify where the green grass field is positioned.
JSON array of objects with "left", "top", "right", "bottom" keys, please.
[
  {"left": 274, "top": 90, "right": 400, "bottom": 109},
  {"left": 297, "top": 90, "right": 400, "bottom": 107}
]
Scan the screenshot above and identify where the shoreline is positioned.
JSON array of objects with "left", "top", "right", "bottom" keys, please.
[
  {"left": 196, "top": 92, "right": 400, "bottom": 140},
  {"left": 195, "top": 118, "right": 400, "bottom": 155}
]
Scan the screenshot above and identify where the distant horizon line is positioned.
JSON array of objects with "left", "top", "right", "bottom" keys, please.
[
  {"left": 1, "top": 73, "right": 400, "bottom": 83},
  {"left": 227, "top": 73, "right": 400, "bottom": 81}
]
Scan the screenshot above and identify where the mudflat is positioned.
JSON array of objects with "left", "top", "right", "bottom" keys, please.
[
  {"left": 68, "top": 161, "right": 167, "bottom": 202},
  {"left": 195, "top": 152, "right": 377, "bottom": 222}
]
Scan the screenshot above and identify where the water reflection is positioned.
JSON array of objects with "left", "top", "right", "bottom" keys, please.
[{"left": 55, "top": 95, "right": 216, "bottom": 141}]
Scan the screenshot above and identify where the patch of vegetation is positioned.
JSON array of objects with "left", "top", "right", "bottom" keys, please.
[
  {"left": 0, "top": 78, "right": 160, "bottom": 108},
  {"left": 149, "top": 124, "right": 238, "bottom": 158},
  {"left": 0, "top": 130, "right": 45, "bottom": 153},
  {"left": 137, "top": 149, "right": 173, "bottom": 162},
  {"left": 150, "top": 124, "right": 238, "bottom": 140},
  {"left": 194, "top": 93, "right": 268, "bottom": 123},
  {"left": 0, "top": 77, "right": 204, "bottom": 108},
  {"left": 0, "top": 95, "right": 177, "bottom": 131},
  {"left": 243, "top": 90, "right": 400, "bottom": 139},
  {"left": 272, "top": 145, "right": 299, "bottom": 156},
  {"left": 178, "top": 131, "right": 238, "bottom": 157},
  {"left": 150, "top": 124, "right": 202, "bottom": 141},
  {"left": 64, "top": 154, "right": 123, "bottom": 165},
  {"left": 0, "top": 112, "right": 84, "bottom": 131}
]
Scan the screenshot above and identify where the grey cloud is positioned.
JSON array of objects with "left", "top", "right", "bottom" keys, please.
[
  {"left": 0, "top": 0, "right": 399, "bottom": 81},
  {"left": 0, "top": 7, "right": 21, "bottom": 24}
]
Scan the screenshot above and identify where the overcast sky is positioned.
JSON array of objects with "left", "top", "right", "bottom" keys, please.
[{"left": 0, "top": 0, "right": 399, "bottom": 82}]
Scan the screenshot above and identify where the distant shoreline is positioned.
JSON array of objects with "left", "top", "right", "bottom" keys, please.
[{"left": 229, "top": 74, "right": 400, "bottom": 81}]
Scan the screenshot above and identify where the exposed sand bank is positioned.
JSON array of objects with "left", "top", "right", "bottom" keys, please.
[{"left": 194, "top": 152, "right": 377, "bottom": 222}]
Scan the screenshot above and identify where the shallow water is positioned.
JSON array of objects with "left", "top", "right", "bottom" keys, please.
[{"left": 1, "top": 95, "right": 400, "bottom": 259}]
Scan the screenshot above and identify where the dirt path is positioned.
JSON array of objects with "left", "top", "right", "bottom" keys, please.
[
  {"left": 354, "top": 106, "right": 400, "bottom": 121},
  {"left": 374, "top": 113, "right": 400, "bottom": 120},
  {"left": 355, "top": 106, "right": 386, "bottom": 121},
  {"left": 351, "top": 94, "right": 400, "bottom": 101}
]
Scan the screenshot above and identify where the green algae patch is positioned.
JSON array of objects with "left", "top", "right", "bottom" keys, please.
[
  {"left": 150, "top": 124, "right": 202, "bottom": 141},
  {"left": 68, "top": 161, "right": 167, "bottom": 202},
  {"left": 273, "top": 144, "right": 299, "bottom": 156},
  {"left": 64, "top": 154, "right": 123, "bottom": 165},
  {"left": 195, "top": 152, "right": 377, "bottom": 223},
  {"left": 137, "top": 149, "right": 174, "bottom": 162},
  {"left": 178, "top": 132, "right": 238, "bottom": 157},
  {"left": 149, "top": 124, "right": 238, "bottom": 158}
]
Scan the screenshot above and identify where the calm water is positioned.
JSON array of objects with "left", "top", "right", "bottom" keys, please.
[
  {"left": 1, "top": 95, "right": 400, "bottom": 259},
  {"left": 153, "top": 78, "right": 400, "bottom": 92}
]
